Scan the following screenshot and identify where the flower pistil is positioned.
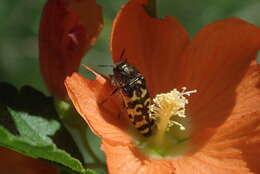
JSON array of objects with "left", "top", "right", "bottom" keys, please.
[{"left": 137, "top": 87, "right": 197, "bottom": 158}]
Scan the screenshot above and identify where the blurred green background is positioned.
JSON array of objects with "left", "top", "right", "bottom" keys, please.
[{"left": 0, "top": 0, "right": 260, "bottom": 94}]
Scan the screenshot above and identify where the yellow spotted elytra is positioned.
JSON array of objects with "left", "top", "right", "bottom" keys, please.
[{"left": 110, "top": 60, "right": 155, "bottom": 136}]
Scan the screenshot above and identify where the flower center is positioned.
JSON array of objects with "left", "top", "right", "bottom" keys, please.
[{"left": 135, "top": 87, "right": 197, "bottom": 158}]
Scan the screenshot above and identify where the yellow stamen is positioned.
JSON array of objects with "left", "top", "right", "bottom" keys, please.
[{"left": 150, "top": 87, "right": 197, "bottom": 145}]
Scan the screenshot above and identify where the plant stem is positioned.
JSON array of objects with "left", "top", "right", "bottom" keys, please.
[
  {"left": 55, "top": 100, "right": 103, "bottom": 165},
  {"left": 144, "top": 0, "right": 157, "bottom": 17},
  {"left": 82, "top": 131, "right": 102, "bottom": 164}
]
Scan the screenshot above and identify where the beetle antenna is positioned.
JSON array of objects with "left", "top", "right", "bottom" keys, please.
[{"left": 97, "top": 64, "right": 114, "bottom": 68}]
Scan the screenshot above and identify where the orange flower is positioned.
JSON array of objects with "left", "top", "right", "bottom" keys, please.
[
  {"left": 0, "top": 147, "right": 58, "bottom": 174},
  {"left": 39, "top": 0, "right": 103, "bottom": 99},
  {"left": 65, "top": 0, "right": 260, "bottom": 173}
]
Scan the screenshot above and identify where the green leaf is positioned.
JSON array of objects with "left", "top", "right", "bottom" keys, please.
[
  {"left": 0, "top": 83, "right": 98, "bottom": 174},
  {"left": 0, "top": 108, "right": 95, "bottom": 174}
]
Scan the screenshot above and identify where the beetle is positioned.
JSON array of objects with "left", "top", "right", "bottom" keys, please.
[{"left": 110, "top": 58, "right": 155, "bottom": 136}]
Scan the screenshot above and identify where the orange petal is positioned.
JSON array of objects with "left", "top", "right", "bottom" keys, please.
[
  {"left": 173, "top": 152, "right": 250, "bottom": 174},
  {"left": 230, "top": 63, "right": 260, "bottom": 119},
  {"left": 207, "top": 112, "right": 260, "bottom": 174},
  {"left": 0, "top": 147, "right": 58, "bottom": 174},
  {"left": 39, "top": 0, "right": 103, "bottom": 99},
  {"left": 101, "top": 140, "right": 175, "bottom": 174},
  {"left": 173, "top": 112, "right": 260, "bottom": 174},
  {"left": 110, "top": 0, "right": 189, "bottom": 96},
  {"left": 65, "top": 68, "right": 132, "bottom": 145},
  {"left": 174, "top": 18, "right": 260, "bottom": 134}
]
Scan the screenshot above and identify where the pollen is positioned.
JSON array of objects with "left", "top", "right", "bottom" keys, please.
[{"left": 150, "top": 87, "right": 197, "bottom": 146}]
